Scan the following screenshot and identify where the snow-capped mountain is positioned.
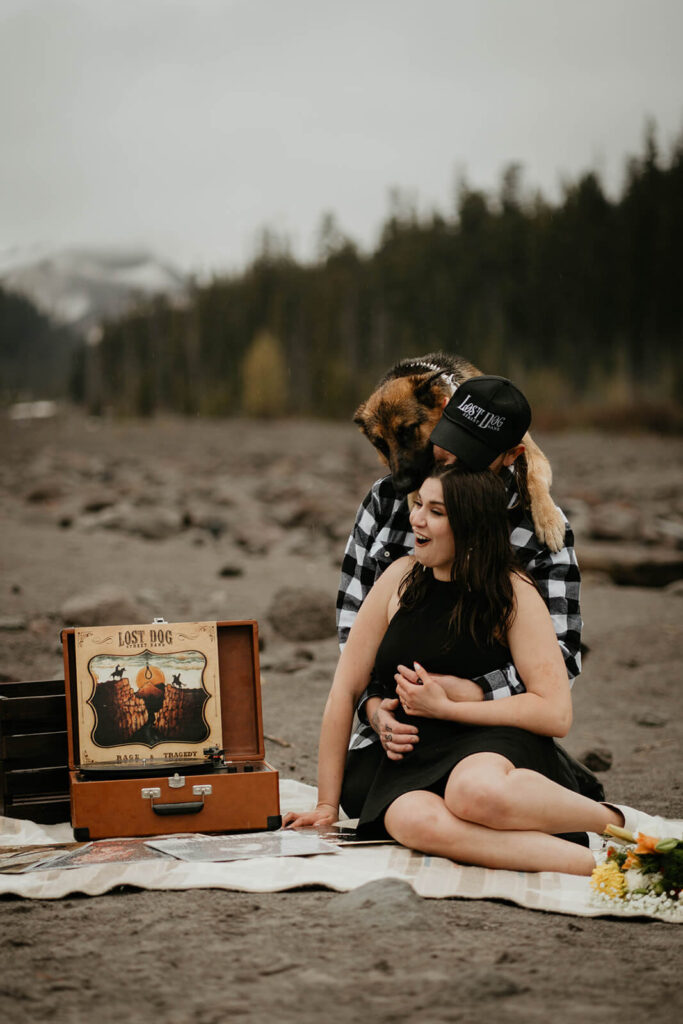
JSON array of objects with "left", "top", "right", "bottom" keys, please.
[{"left": 0, "top": 247, "right": 187, "bottom": 336}]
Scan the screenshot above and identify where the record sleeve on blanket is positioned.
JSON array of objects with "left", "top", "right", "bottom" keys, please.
[{"left": 62, "top": 619, "right": 281, "bottom": 841}]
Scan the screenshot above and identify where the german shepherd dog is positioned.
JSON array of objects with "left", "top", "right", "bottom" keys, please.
[{"left": 354, "top": 352, "right": 565, "bottom": 551}]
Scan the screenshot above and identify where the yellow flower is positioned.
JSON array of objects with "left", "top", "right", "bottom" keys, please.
[{"left": 590, "top": 862, "right": 627, "bottom": 900}]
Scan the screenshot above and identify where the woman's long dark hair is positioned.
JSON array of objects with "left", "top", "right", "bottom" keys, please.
[{"left": 399, "top": 463, "right": 523, "bottom": 647}]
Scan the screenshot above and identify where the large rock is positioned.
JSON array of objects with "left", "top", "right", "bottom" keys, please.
[
  {"left": 233, "top": 520, "right": 284, "bottom": 556},
  {"left": 579, "top": 747, "right": 613, "bottom": 772},
  {"left": 327, "top": 879, "right": 427, "bottom": 925},
  {"left": 268, "top": 494, "right": 354, "bottom": 542},
  {"left": 182, "top": 502, "right": 230, "bottom": 539},
  {"left": 649, "top": 517, "right": 683, "bottom": 549},
  {"left": 0, "top": 617, "right": 27, "bottom": 631},
  {"left": 588, "top": 503, "right": 642, "bottom": 542},
  {"left": 78, "top": 503, "right": 184, "bottom": 540},
  {"left": 61, "top": 585, "right": 147, "bottom": 627},
  {"left": 267, "top": 587, "right": 337, "bottom": 641},
  {"left": 24, "top": 477, "right": 64, "bottom": 504},
  {"left": 577, "top": 541, "right": 683, "bottom": 587}
]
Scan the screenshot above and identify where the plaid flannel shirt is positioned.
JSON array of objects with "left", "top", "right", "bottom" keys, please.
[{"left": 336, "top": 469, "right": 582, "bottom": 750}]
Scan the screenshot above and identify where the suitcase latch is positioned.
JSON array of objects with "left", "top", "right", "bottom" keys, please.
[{"left": 169, "top": 773, "right": 185, "bottom": 789}]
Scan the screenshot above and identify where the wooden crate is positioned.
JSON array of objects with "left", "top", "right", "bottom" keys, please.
[{"left": 0, "top": 679, "right": 71, "bottom": 824}]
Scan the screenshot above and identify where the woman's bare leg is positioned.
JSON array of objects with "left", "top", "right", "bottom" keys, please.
[
  {"left": 444, "top": 752, "right": 623, "bottom": 835},
  {"left": 384, "top": 790, "right": 595, "bottom": 874}
]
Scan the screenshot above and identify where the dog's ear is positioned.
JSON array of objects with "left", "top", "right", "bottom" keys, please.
[
  {"left": 353, "top": 402, "right": 368, "bottom": 432},
  {"left": 413, "top": 371, "right": 446, "bottom": 408}
]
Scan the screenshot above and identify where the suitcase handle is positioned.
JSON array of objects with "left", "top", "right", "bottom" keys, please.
[
  {"left": 152, "top": 800, "right": 203, "bottom": 816},
  {"left": 142, "top": 783, "right": 211, "bottom": 816}
]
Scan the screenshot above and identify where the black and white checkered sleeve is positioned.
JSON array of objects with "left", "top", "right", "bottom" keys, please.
[
  {"left": 336, "top": 483, "right": 384, "bottom": 650},
  {"left": 471, "top": 662, "right": 528, "bottom": 701},
  {"left": 337, "top": 485, "right": 385, "bottom": 749},
  {"left": 471, "top": 511, "right": 582, "bottom": 698},
  {"left": 523, "top": 519, "right": 583, "bottom": 684}
]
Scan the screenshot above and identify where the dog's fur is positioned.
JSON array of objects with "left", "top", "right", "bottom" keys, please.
[{"left": 354, "top": 352, "right": 565, "bottom": 551}]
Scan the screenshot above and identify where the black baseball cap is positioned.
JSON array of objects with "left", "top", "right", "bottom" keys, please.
[{"left": 429, "top": 375, "right": 531, "bottom": 470}]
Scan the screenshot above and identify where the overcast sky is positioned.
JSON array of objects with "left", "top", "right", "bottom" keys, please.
[{"left": 1, "top": 0, "right": 681, "bottom": 275}]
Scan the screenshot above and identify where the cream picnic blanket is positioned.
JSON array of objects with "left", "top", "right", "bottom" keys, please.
[{"left": 1, "top": 780, "right": 681, "bottom": 921}]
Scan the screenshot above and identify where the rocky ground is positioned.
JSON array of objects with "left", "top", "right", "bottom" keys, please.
[{"left": 1, "top": 410, "right": 683, "bottom": 1024}]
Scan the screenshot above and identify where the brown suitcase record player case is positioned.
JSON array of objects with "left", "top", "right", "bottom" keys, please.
[{"left": 62, "top": 620, "right": 281, "bottom": 841}]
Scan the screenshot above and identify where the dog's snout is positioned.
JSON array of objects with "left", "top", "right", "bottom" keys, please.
[
  {"left": 392, "top": 475, "right": 416, "bottom": 497},
  {"left": 392, "top": 468, "right": 427, "bottom": 496},
  {"left": 391, "top": 448, "right": 434, "bottom": 496}
]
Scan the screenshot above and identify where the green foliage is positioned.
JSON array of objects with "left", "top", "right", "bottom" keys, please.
[
  {"left": 0, "top": 286, "right": 78, "bottom": 401},
  {"left": 85, "top": 123, "right": 683, "bottom": 423},
  {"left": 639, "top": 849, "right": 683, "bottom": 893}
]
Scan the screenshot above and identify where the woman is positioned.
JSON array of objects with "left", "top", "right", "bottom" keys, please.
[{"left": 284, "top": 464, "right": 622, "bottom": 875}]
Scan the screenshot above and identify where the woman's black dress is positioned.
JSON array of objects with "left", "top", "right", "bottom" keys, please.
[{"left": 357, "top": 571, "right": 567, "bottom": 835}]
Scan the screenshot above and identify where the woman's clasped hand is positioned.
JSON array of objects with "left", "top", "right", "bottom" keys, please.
[{"left": 395, "top": 662, "right": 451, "bottom": 718}]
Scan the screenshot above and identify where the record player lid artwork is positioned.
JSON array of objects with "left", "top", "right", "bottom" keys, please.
[{"left": 73, "top": 621, "right": 222, "bottom": 766}]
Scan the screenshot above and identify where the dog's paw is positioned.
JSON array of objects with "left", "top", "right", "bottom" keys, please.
[{"left": 533, "top": 500, "right": 566, "bottom": 553}]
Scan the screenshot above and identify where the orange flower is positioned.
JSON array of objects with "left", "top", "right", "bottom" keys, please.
[
  {"left": 622, "top": 851, "right": 641, "bottom": 871},
  {"left": 634, "top": 833, "right": 660, "bottom": 854}
]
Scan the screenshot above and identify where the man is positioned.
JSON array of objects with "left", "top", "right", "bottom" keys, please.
[{"left": 337, "top": 374, "right": 597, "bottom": 816}]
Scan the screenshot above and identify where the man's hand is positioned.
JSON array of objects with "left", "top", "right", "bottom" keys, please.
[
  {"left": 395, "top": 664, "right": 484, "bottom": 702},
  {"left": 369, "top": 697, "right": 419, "bottom": 761},
  {"left": 395, "top": 662, "right": 450, "bottom": 719}
]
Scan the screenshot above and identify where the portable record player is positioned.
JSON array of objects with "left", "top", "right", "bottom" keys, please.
[{"left": 61, "top": 619, "right": 281, "bottom": 841}]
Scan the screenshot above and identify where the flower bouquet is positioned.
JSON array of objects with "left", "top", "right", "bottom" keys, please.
[{"left": 590, "top": 825, "right": 683, "bottom": 919}]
